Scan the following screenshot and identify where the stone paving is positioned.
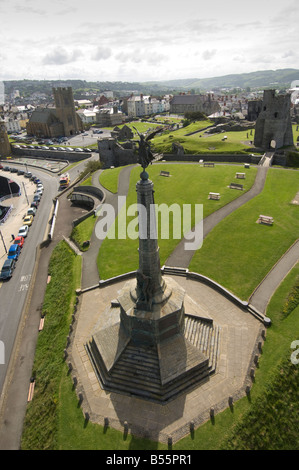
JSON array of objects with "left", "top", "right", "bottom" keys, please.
[{"left": 69, "top": 275, "right": 264, "bottom": 444}]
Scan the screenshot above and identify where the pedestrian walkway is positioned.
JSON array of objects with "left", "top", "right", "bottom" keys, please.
[
  {"left": 80, "top": 165, "right": 135, "bottom": 289},
  {"left": 249, "top": 239, "right": 299, "bottom": 314}
]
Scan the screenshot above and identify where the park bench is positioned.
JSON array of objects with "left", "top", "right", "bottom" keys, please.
[
  {"left": 204, "top": 162, "right": 215, "bottom": 167},
  {"left": 258, "top": 215, "right": 274, "bottom": 225},
  {"left": 160, "top": 170, "right": 170, "bottom": 177},
  {"left": 27, "top": 378, "right": 35, "bottom": 402},
  {"left": 236, "top": 172, "right": 245, "bottom": 179},
  {"left": 208, "top": 192, "right": 220, "bottom": 200},
  {"left": 244, "top": 163, "right": 250, "bottom": 169},
  {"left": 229, "top": 182, "right": 243, "bottom": 190}
]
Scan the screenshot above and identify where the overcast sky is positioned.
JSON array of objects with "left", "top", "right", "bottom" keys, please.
[{"left": 0, "top": 0, "right": 298, "bottom": 83}]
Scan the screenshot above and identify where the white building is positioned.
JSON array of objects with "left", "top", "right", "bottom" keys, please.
[
  {"left": 127, "top": 95, "right": 169, "bottom": 117},
  {"left": 77, "top": 109, "right": 97, "bottom": 124},
  {"left": 4, "top": 118, "right": 21, "bottom": 133}
]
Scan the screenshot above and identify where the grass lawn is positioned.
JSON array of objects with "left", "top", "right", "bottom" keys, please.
[
  {"left": 97, "top": 163, "right": 257, "bottom": 280},
  {"left": 151, "top": 123, "right": 256, "bottom": 155},
  {"left": 189, "top": 168, "right": 299, "bottom": 300},
  {"left": 70, "top": 214, "right": 98, "bottom": 251},
  {"left": 99, "top": 165, "right": 125, "bottom": 193}
]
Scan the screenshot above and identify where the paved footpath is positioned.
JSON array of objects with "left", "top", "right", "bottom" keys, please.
[
  {"left": 249, "top": 239, "right": 299, "bottom": 314},
  {"left": 80, "top": 165, "right": 135, "bottom": 289}
]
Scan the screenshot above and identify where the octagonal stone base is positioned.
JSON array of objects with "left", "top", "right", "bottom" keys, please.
[{"left": 86, "top": 277, "right": 218, "bottom": 403}]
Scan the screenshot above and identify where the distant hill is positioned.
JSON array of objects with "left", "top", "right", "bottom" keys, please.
[
  {"left": 3, "top": 69, "right": 299, "bottom": 98},
  {"left": 143, "top": 69, "right": 299, "bottom": 91}
]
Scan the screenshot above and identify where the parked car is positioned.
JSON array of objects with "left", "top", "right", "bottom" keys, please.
[
  {"left": 25, "top": 172, "right": 32, "bottom": 178},
  {"left": 75, "top": 148, "right": 84, "bottom": 152},
  {"left": 18, "top": 225, "right": 29, "bottom": 238},
  {"left": 3, "top": 166, "right": 10, "bottom": 171},
  {"left": 14, "top": 236, "right": 25, "bottom": 248},
  {"left": 17, "top": 169, "right": 25, "bottom": 175},
  {"left": 27, "top": 207, "right": 36, "bottom": 217},
  {"left": 33, "top": 194, "right": 41, "bottom": 203},
  {"left": 7, "top": 244, "right": 21, "bottom": 261},
  {"left": 23, "top": 215, "right": 34, "bottom": 226},
  {"left": 0, "top": 258, "right": 16, "bottom": 280},
  {"left": 10, "top": 167, "right": 18, "bottom": 172},
  {"left": 31, "top": 202, "right": 38, "bottom": 210}
]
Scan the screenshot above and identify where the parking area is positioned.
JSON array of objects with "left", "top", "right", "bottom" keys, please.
[{"left": 0, "top": 171, "right": 41, "bottom": 263}]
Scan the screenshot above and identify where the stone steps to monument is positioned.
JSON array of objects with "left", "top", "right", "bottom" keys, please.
[
  {"left": 104, "top": 355, "right": 212, "bottom": 403},
  {"left": 184, "top": 315, "right": 220, "bottom": 372},
  {"left": 91, "top": 338, "right": 212, "bottom": 403},
  {"left": 162, "top": 266, "right": 188, "bottom": 277}
]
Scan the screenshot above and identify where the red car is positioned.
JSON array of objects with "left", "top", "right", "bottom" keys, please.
[{"left": 14, "top": 236, "right": 25, "bottom": 248}]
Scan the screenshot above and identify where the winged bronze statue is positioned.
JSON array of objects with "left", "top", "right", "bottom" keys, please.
[{"left": 133, "top": 126, "right": 162, "bottom": 170}]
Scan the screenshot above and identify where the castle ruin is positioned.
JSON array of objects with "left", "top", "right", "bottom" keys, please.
[{"left": 254, "top": 89, "right": 294, "bottom": 150}]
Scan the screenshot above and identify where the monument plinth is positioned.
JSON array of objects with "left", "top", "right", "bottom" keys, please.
[{"left": 86, "top": 138, "right": 220, "bottom": 403}]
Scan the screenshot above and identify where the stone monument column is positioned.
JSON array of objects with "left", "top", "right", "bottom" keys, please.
[{"left": 134, "top": 170, "right": 166, "bottom": 311}]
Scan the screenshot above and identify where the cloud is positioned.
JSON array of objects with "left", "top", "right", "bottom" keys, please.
[
  {"left": 42, "top": 47, "right": 82, "bottom": 65},
  {"left": 202, "top": 49, "right": 217, "bottom": 61},
  {"left": 115, "top": 49, "right": 167, "bottom": 66},
  {"left": 92, "top": 47, "right": 112, "bottom": 61}
]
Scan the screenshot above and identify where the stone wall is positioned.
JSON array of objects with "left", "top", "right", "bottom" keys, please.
[
  {"left": 161, "top": 153, "right": 262, "bottom": 164},
  {"left": 11, "top": 147, "right": 90, "bottom": 162}
]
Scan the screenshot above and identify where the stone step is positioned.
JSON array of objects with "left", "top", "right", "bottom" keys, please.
[{"left": 184, "top": 314, "right": 220, "bottom": 372}]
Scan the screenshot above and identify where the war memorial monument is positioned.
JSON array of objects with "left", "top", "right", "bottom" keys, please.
[{"left": 68, "top": 134, "right": 266, "bottom": 444}]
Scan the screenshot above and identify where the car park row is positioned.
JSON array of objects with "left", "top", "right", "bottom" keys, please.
[{"left": 0, "top": 168, "right": 43, "bottom": 281}]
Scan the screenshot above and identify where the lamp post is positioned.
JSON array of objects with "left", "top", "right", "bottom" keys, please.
[{"left": 0, "top": 229, "right": 7, "bottom": 254}]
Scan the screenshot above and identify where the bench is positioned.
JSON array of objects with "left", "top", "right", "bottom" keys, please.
[
  {"left": 229, "top": 182, "right": 243, "bottom": 190},
  {"left": 204, "top": 162, "right": 215, "bottom": 167},
  {"left": 208, "top": 192, "right": 220, "bottom": 200},
  {"left": 244, "top": 163, "right": 250, "bottom": 169},
  {"left": 258, "top": 215, "right": 274, "bottom": 225},
  {"left": 27, "top": 378, "right": 35, "bottom": 402},
  {"left": 38, "top": 316, "right": 45, "bottom": 331},
  {"left": 160, "top": 170, "right": 170, "bottom": 177},
  {"left": 236, "top": 173, "right": 245, "bottom": 179}
]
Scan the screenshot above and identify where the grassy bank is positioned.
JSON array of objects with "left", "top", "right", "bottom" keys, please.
[{"left": 21, "top": 241, "right": 82, "bottom": 450}]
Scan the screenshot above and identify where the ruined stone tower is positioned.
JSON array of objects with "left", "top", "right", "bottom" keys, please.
[
  {"left": 254, "top": 89, "right": 294, "bottom": 150},
  {"left": 52, "top": 87, "right": 83, "bottom": 137},
  {"left": 0, "top": 122, "right": 11, "bottom": 157}
]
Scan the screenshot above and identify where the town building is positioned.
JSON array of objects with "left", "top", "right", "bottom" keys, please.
[
  {"left": 170, "top": 93, "right": 220, "bottom": 116},
  {"left": 26, "top": 87, "right": 83, "bottom": 138}
]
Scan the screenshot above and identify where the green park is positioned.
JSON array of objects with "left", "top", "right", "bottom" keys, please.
[{"left": 20, "top": 118, "right": 299, "bottom": 450}]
